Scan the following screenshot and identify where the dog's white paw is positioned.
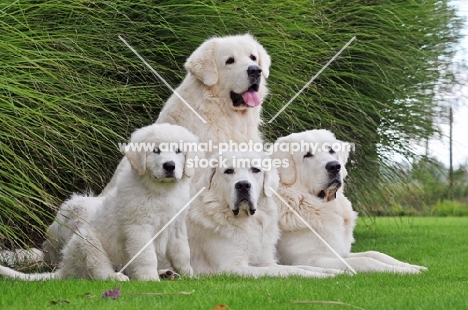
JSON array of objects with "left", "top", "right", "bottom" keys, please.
[
  {"left": 323, "top": 268, "right": 346, "bottom": 275},
  {"left": 295, "top": 265, "right": 344, "bottom": 275},
  {"left": 391, "top": 267, "right": 421, "bottom": 274},
  {"left": 410, "top": 264, "right": 428, "bottom": 271},
  {"left": 158, "top": 269, "right": 180, "bottom": 280},
  {"left": 108, "top": 272, "right": 129, "bottom": 281},
  {"left": 304, "top": 271, "right": 336, "bottom": 278}
]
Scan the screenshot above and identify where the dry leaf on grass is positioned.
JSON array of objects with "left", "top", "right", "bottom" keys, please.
[
  {"left": 102, "top": 286, "right": 121, "bottom": 300},
  {"left": 50, "top": 299, "right": 70, "bottom": 305}
]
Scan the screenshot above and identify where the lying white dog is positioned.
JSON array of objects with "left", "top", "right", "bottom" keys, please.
[
  {"left": 0, "top": 123, "right": 197, "bottom": 280},
  {"left": 186, "top": 151, "right": 341, "bottom": 278},
  {"left": 272, "top": 130, "right": 427, "bottom": 274}
]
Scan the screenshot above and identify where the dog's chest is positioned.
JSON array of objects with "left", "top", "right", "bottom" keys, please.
[{"left": 234, "top": 215, "right": 273, "bottom": 263}]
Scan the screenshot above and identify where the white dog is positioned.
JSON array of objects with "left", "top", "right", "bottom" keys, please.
[
  {"left": 157, "top": 33, "right": 271, "bottom": 145},
  {"left": 272, "top": 130, "right": 428, "bottom": 274},
  {"left": 0, "top": 123, "right": 197, "bottom": 280},
  {"left": 186, "top": 151, "right": 341, "bottom": 278}
]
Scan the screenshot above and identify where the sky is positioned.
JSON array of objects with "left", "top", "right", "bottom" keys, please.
[{"left": 429, "top": 1, "right": 468, "bottom": 168}]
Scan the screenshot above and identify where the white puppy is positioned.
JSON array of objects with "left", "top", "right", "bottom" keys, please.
[
  {"left": 0, "top": 123, "right": 197, "bottom": 280},
  {"left": 187, "top": 151, "right": 340, "bottom": 278},
  {"left": 272, "top": 130, "right": 428, "bottom": 274}
]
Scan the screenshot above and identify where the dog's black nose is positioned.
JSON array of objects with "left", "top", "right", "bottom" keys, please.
[
  {"left": 163, "top": 161, "right": 176, "bottom": 172},
  {"left": 247, "top": 65, "right": 262, "bottom": 79},
  {"left": 235, "top": 180, "right": 251, "bottom": 191},
  {"left": 325, "top": 161, "right": 341, "bottom": 174}
]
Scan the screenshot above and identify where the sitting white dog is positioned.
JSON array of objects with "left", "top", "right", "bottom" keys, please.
[
  {"left": 0, "top": 123, "right": 197, "bottom": 281},
  {"left": 187, "top": 151, "right": 341, "bottom": 278},
  {"left": 272, "top": 130, "right": 427, "bottom": 274}
]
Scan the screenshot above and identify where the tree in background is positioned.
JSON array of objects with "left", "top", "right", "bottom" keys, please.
[{"left": 0, "top": 0, "right": 464, "bottom": 246}]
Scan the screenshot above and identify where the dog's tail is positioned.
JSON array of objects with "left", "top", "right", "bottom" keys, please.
[{"left": 0, "top": 265, "right": 58, "bottom": 281}]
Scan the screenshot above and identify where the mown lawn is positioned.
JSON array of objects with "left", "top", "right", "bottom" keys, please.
[{"left": 0, "top": 217, "right": 467, "bottom": 310}]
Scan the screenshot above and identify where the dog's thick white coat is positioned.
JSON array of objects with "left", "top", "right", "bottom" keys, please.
[
  {"left": 0, "top": 124, "right": 197, "bottom": 280},
  {"left": 273, "top": 130, "right": 427, "bottom": 274},
  {"left": 186, "top": 151, "right": 340, "bottom": 278}
]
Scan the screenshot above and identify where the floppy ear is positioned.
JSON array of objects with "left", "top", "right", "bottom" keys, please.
[
  {"left": 336, "top": 140, "right": 351, "bottom": 179},
  {"left": 206, "top": 166, "right": 216, "bottom": 190},
  {"left": 183, "top": 151, "right": 196, "bottom": 178},
  {"left": 279, "top": 153, "right": 296, "bottom": 185},
  {"left": 263, "top": 167, "right": 279, "bottom": 197},
  {"left": 273, "top": 139, "right": 297, "bottom": 185},
  {"left": 256, "top": 41, "right": 271, "bottom": 78},
  {"left": 336, "top": 141, "right": 350, "bottom": 165},
  {"left": 184, "top": 39, "right": 218, "bottom": 86},
  {"left": 126, "top": 149, "right": 146, "bottom": 176}
]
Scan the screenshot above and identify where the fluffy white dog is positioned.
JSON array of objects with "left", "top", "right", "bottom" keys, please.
[
  {"left": 272, "top": 130, "right": 428, "bottom": 274},
  {"left": 157, "top": 33, "right": 271, "bottom": 145},
  {"left": 0, "top": 123, "right": 197, "bottom": 280},
  {"left": 186, "top": 151, "right": 341, "bottom": 278}
]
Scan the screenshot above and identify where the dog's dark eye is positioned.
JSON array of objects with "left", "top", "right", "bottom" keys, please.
[
  {"left": 250, "top": 54, "right": 257, "bottom": 61},
  {"left": 251, "top": 167, "right": 261, "bottom": 174},
  {"left": 329, "top": 148, "right": 336, "bottom": 155},
  {"left": 226, "top": 57, "right": 235, "bottom": 65},
  {"left": 224, "top": 168, "right": 235, "bottom": 175},
  {"left": 304, "top": 152, "right": 313, "bottom": 158},
  {"left": 176, "top": 148, "right": 181, "bottom": 154},
  {"left": 153, "top": 147, "right": 161, "bottom": 154}
]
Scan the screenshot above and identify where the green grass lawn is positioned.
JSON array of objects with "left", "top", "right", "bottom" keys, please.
[{"left": 1, "top": 217, "right": 467, "bottom": 310}]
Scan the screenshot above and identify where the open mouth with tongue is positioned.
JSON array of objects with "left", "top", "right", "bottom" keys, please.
[
  {"left": 230, "top": 84, "right": 261, "bottom": 107},
  {"left": 317, "top": 179, "right": 342, "bottom": 202}
]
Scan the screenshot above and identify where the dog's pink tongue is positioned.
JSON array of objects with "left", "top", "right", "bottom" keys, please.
[{"left": 241, "top": 91, "right": 261, "bottom": 107}]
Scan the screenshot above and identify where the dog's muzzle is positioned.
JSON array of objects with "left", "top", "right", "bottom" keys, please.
[
  {"left": 317, "top": 179, "right": 342, "bottom": 202},
  {"left": 233, "top": 180, "right": 256, "bottom": 216},
  {"left": 162, "top": 160, "right": 177, "bottom": 178},
  {"left": 230, "top": 65, "right": 262, "bottom": 108},
  {"left": 317, "top": 160, "right": 343, "bottom": 201},
  {"left": 325, "top": 160, "right": 341, "bottom": 177}
]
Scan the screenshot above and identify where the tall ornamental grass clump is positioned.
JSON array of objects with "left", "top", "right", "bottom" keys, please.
[{"left": 0, "top": 0, "right": 463, "bottom": 246}]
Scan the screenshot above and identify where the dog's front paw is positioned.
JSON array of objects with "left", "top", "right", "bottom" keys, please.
[
  {"left": 158, "top": 269, "right": 180, "bottom": 280},
  {"left": 108, "top": 272, "right": 130, "bottom": 281},
  {"left": 322, "top": 268, "right": 346, "bottom": 275},
  {"left": 410, "top": 264, "right": 428, "bottom": 272}
]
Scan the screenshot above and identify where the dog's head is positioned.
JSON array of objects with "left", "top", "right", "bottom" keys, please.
[
  {"left": 202, "top": 151, "right": 278, "bottom": 216},
  {"left": 125, "top": 123, "right": 199, "bottom": 182},
  {"left": 185, "top": 34, "right": 271, "bottom": 111},
  {"left": 272, "top": 130, "right": 350, "bottom": 201}
]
